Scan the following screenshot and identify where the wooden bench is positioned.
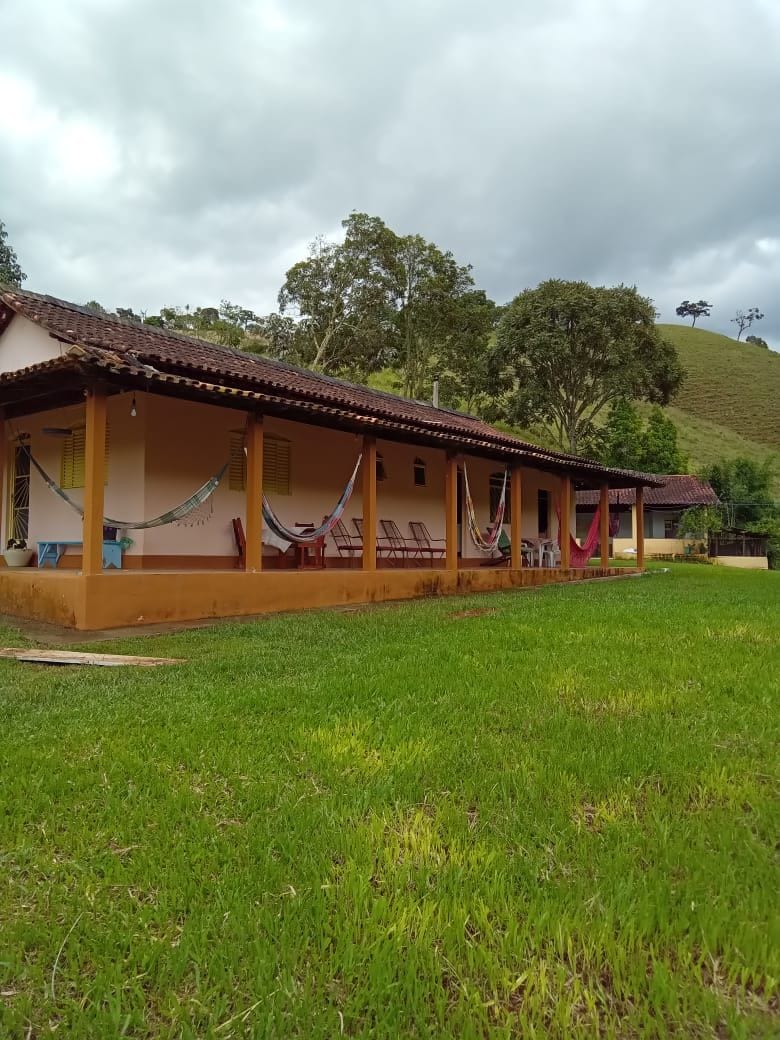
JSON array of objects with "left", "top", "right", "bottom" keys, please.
[{"left": 37, "top": 540, "right": 123, "bottom": 569}]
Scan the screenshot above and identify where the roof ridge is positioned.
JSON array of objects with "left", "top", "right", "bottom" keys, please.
[{"left": 0, "top": 285, "right": 662, "bottom": 486}]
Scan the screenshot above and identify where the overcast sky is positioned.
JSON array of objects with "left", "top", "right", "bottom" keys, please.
[{"left": 1, "top": 0, "right": 779, "bottom": 348}]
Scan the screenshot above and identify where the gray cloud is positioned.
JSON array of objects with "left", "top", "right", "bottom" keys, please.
[{"left": 1, "top": 0, "right": 779, "bottom": 347}]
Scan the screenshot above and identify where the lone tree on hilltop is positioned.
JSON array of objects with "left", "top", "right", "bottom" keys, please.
[
  {"left": 675, "top": 300, "right": 712, "bottom": 327},
  {"left": 0, "top": 220, "right": 26, "bottom": 287},
  {"left": 495, "top": 279, "right": 683, "bottom": 453},
  {"left": 745, "top": 334, "right": 769, "bottom": 348},
  {"left": 732, "top": 307, "right": 764, "bottom": 341}
]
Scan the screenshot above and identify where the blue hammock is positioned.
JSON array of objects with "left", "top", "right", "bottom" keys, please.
[{"left": 262, "top": 455, "right": 362, "bottom": 544}]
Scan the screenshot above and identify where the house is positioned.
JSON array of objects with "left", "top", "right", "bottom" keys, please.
[
  {"left": 576, "top": 475, "right": 719, "bottom": 559},
  {"left": 0, "top": 288, "right": 660, "bottom": 630}
]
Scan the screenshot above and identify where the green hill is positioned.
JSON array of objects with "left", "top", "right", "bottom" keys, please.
[
  {"left": 658, "top": 324, "right": 780, "bottom": 453},
  {"left": 369, "top": 323, "right": 779, "bottom": 489}
]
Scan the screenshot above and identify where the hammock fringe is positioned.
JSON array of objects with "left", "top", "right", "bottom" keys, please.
[{"left": 29, "top": 453, "right": 228, "bottom": 530}]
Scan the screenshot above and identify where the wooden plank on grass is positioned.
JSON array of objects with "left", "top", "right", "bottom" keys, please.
[{"left": 0, "top": 648, "right": 184, "bottom": 667}]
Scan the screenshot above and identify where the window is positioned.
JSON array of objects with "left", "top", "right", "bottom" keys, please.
[
  {"left": 413, "top": 457, "right": 426, "bottom": 487},
  {"left": 264, "top": 436, "right": 291, "bottom": 495},
  {"left": 60, "top": 425, "right": 109, "bottom": 489},
  {"left": 9, "top": 437, "right": 30, "bottom": 542},
  {"left": 229, "top": 432, "right": 291, "bottom": 495},
  {"left": 376, "top": 453, "right": 387, "bottom": 482},
  {"left": 538, "top": 489, "right": 549, "bottom": 535},
  {"left": 664, "top": 512, "right": 682, "bottom": 538},
  {"left": 489, "top": 472, "right": 511, "bottom": 523}
]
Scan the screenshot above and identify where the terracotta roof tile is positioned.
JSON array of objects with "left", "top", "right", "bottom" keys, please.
[
  {"left": 0, "top": 286, "right": 663, "bottom": 487},
  {"left": 576, "top": 475, "right": 719, "bottom": 507}
]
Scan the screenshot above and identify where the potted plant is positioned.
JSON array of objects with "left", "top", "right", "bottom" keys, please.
[{"left": 3, "top": 538, "right": 34, "bottom": 568}]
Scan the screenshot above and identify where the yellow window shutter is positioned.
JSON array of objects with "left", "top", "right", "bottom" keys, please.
[
  {"left": 263, "top": 436, "right": 290, "bottom": 495},
  {"left": 60, "top": 424, "right": 109, "bottom": 489},
  {"left": 229, "top": 431, "right": 247, "bottom": 491},
  {"left": 229, "top": 432, "right": 291, "bottom": 495}
]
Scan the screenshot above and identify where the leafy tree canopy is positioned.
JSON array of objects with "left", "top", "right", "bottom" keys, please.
[
  {"left": 0, "top": 220, "right": 26, "bottom": 287},
  {"left": 597, "top": 399, "right": 687, "bottom": 473},
  {"left": 277, "top": 213, "right": 498, "bottom": 400},
  {"left": 731, "top": 307, "right": 764, "bottom": 341},
  {"left": 495, "top": 279, "right": 683, "bottom": 453},
  {"left": 675, "top": 299, "right": 712, "bottom": 327}
]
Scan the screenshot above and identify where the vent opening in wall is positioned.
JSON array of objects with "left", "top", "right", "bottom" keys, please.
[{"left": 413, "top": 457, "right": 426, "bottom": 487}]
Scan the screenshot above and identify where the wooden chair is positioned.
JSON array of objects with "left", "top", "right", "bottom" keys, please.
[
  {"left": 408, "top": 521, "right": 447, "bottom": 564},
  {"left": 380, "top": 519, "right": 420, "bottom": 566},
  {"left": 331, "top": 518, "right": 362, "bottom": 566},
  {"left": 231, "top": 517, "right": 246, "bottom": 569}
]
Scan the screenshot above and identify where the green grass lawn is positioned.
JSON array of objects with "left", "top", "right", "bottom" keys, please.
[{"left": 1, "top": 566, "right": 778, "bottom": 1038}]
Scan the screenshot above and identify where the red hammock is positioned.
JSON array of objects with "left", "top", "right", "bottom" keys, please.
[{"left": 558, "top": 505, "right": 621, "bottom": 567}]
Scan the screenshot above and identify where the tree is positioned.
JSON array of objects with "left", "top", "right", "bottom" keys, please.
[
  {"left": 599, "top": 399, "right": 646, "bottom": 469},
  {"left": 277, "top": 212, "right": 496, "bottom": 395},
  {"left": 387, "top": 232, "right": 489, "bottom": 400},
  {"left": 0, "top": 220, "right": 26, "bottom": 287},
  {"left": 495, "top": 280, "right": 684, "bottom": 453},
  {"left": 640, "top": 406, "right": 687, "bottom": 472},
  {"left": 278, "top": 214, "right": 398, "bottom": 377},
  {"left": 745, "top": 334, "right": 769, "bottom": 349},
  {"left": 598, "top": 400, "right": 686, "bottom": 473},
  {"left": 705, "top": 457, "right": 779, "bottom": 567},
  {"left": 675, "top": 299, "right": 712, "bottom": 327},
  {"left": 431, "top": 290, "right": 500, "bottom": 412},
  {"left": 731, "top": 307, "right": 764, "bottom": 341},
  {"left": 705, "top": 457, "right": 776, "bottom": 528}
]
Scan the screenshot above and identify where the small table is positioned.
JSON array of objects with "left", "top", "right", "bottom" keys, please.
[
  {"left": 293, "top": 524, "right": 326, "bottom": 569},
  {"left": 37, "top": 540, "right": 124, "bottom": 569}
]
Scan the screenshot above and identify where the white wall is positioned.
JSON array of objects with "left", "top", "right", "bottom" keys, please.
[{"left": 0, "top": 315, "right": 66, "bottom": 374}]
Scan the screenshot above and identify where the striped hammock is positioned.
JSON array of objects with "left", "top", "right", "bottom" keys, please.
[
  {"left": 463, "top": 463, "right": 508, "bottom": 552},
  {"left": 261, "top": 455, "right": 362, "bottom": 544},
  {"left": 29, "top": 453, "right": 228, "bottom": 530}
]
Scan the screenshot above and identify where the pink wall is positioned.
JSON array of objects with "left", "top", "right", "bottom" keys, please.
[
  {"left": 6, "top": 393, "right": 146, "bottom": 555},
  {"left": 7, "top": 389, "right": 571, "bottom": 562}
]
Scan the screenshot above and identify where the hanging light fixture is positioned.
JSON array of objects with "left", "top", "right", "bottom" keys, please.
[{"left": 130, "top": 393, "right": 137, "bottom": 418}]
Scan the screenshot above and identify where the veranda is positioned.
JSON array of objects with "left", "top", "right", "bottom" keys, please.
[{"left": 1, "top": 384, "right": 645, "bottom": 631}]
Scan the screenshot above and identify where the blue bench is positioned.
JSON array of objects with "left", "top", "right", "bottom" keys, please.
[{"left": 37, "top": 540, "right": 123, "bottom": 569}]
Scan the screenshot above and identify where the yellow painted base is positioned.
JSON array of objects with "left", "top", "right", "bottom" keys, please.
[{"left": 0, "top": 566, "right": 636, "bottom": 631}]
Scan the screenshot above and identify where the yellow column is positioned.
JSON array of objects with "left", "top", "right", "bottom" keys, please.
[
  {"left": 510, "top": 465, "right": 523, "bottom": 570},
  {"left": 600, "top": 483, "right": 610, "bottom": 569},
  {"left": 82, "top": 387, "right": 107, "bottom": 575},
  {"left": 636, "top": 486, "right": 645, "bottom": 571},
  {"left": 445, "top": 452, "right": 458, "bottom": 570},
  {"left": 362, "top": 436, "right": 377, "bottom": 570},
  {"left": 245, "top": 413, "right": 264, "bottom": 571},
  {"left": 559, "top": 475, "right": 571, "bottom": 569}
]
